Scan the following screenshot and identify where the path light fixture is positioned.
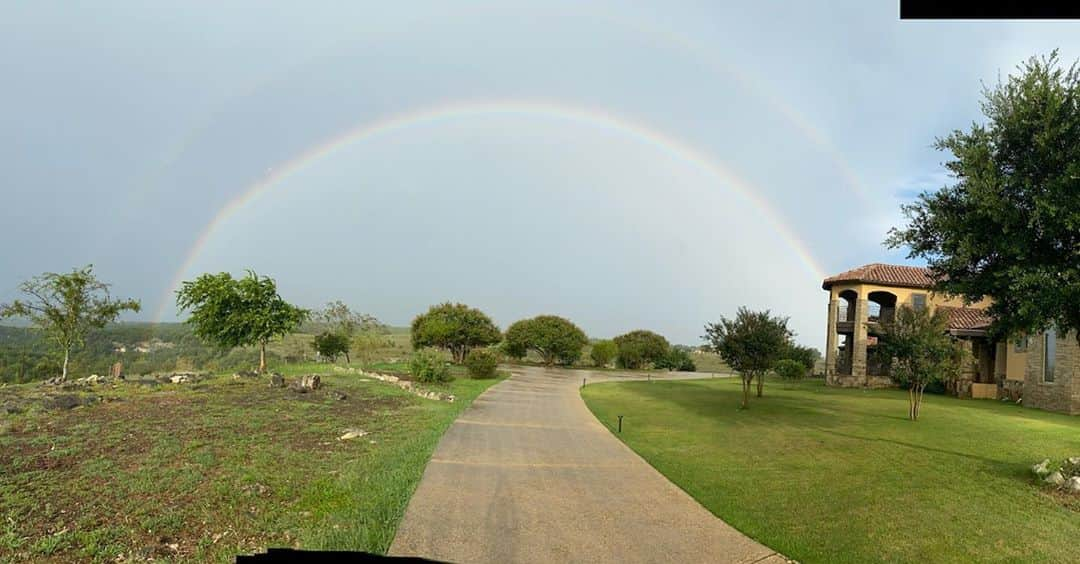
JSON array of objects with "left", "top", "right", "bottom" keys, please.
[{"left": 618, "top": 415, "right": 624, "bottom": 433}]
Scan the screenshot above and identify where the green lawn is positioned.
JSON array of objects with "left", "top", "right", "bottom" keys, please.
[
  {"left": 582, "top": 377, "right": 1080, "bottom": 563},
  {"left": 0, "top": 364, "right": 500, "bottom": 562}
]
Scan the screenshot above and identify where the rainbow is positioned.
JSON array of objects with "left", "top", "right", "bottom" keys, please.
[{"left": 154, "top": 100, "right": 828, "bottom": 322}]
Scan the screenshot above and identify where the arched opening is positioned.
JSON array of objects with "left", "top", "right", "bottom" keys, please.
[
  {"left": 838, "top": 289, "right": 857, "bottom": 322},
  {"left": 867, "top": 291, "right": 897, "bottom": 323}
]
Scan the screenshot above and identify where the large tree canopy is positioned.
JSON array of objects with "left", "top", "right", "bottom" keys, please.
[
  {"left": 887, "top": 52, "right": 1080, "bottom": 340},
  {"left": 613, "top": 330, "right": 670, "bottom": 369},
  {"left": 410, "top": 302, "right": 501, "bottom": 363},
  {"left": 175, "top": 270, "right": 308, "bottom": 373},
  {"left": 504, "top": 315, "right": 588, "bottom": 366},
  {"left": 0, "top": 265, "right": 140, "bottom": 380}
]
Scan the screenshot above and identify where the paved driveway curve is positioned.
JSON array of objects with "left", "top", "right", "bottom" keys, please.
[{"left": 389, "top": 366, "right": 785, "bottom": 563}]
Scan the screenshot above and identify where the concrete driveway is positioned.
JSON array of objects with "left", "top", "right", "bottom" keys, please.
[{"left": 388, "top": 366, "right": 785, "bottom": 563}]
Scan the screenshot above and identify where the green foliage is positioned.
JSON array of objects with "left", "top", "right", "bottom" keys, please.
[
  {"left": 655, "top": 346, "right": 697, "bottom": 371},
  {"left": 613, "top": 330, "right": 670, "bottom": 369},
  {"left": 464, "top": 348, "right": 499, "bottom": 379},
  {"left": 773, "top": 358, "right": 808, "bottom": 380},
  {"left": 703, "top": 308, "right": 792, "bottom": 408},
  {"left": 504, "top": 315, "right": 588, "bottom": 366},
  {"left": 175, "top": 270, "right": 308, "bottom": 372},
  {"left": 887, "top": 51, "right": 1080, "bottom": 341},
  {"left": 409, "top": 348, "right": 452, "bottom": 383},
  {"left": 313, "top": 331, "right": 350, "bottom": 362},
  {"left": 877, "top": 305, "right": 966, "bottom": 420},
  {"left": 783, "top": 343, "right": 821, "bottom": 374},
  {"left": 410, "top": 303, "right": 501, "bottom": 364},
  {"left": 589, "top": 339, "right": 617, "bottom": 367},
  {"left": 311, "top": 300, "right": 383, "bottom": 337},
  {"left": 0, "top": 265, "right": 140, "bottom": 380}
]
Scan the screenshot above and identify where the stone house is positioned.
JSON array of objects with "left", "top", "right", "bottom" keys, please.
[{"left": 822, "top": 263, "right": 1079, "bottom": 414}]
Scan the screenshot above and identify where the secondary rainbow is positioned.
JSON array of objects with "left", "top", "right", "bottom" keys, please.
[{"left": 155, "top": 100, "right": 827, "bottom": 322}]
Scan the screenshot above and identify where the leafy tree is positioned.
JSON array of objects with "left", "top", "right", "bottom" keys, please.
[
  {"left": 877, "top": 305, "right": 966, "bottom": 421},
  {"left": 175, "top": 270, "right": 308, "bottom": 373},
  {"left": 655, "top": 346, "right": 697, "bottom": 371},
  {"left": 0, "top": 265, "right": 140, "bottom": 380},
  {"left": 313, "top": 331, "right": 350, "bottom": 362},
  {"left": 410, "top": 302, "right": 500, "bottom": 364},
  {"left": 589, "top": 339, "right": 617, "bottom": 367},
  {"left": 887, "top": 51, "right": 1080, "bottom": 341},
  {"left": 703, "top": 308, "right": 792, "bottom": 408},
  {"left": 613, "top": 330, "right": 670, "bottom": 369},
  {"left": 504, "top": 315, "right": 588, "bottom": 366},
  {"left": 783, "top": 343, "right": 821, "bottom": 375}
]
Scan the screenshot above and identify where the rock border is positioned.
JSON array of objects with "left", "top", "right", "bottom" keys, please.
[{"left": 333, "top": 366, "right": 455, "bottom": 402}]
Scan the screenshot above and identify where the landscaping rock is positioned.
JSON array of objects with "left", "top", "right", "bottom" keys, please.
[
  {"left": 169, "top": 373, "right": 196, "bottom": 384},
  {"left": 1032, "top": 459, "right": 1052, "bottom": 478},
  {"left": 1045, "top": 471, "right": 1066, "bottom": 487},
  {"left": 339, "top": 428, "right": 368, "bottom": 441},
  {"left": 233, "top": 370, "right": 259, "bottom": 379},
  {"left": 269, "top": 373, "right": 285, "bottom": 388},
  {"left": 3, "top": 401, "right": 24, "bottom": 415},
  {"left": 330, "top": 390, "right": 347, "bottom": 401},
  {"left": 298, "top": 374, "right": 321, "bottom": 391},
  {"left": 1066, "top": 476, "right": 1080, "bottom": 494},
  {"left": 42, "top": 394, "right": 98, "bottom": 410},
  {"left": 77, "top": 374, "right": 109, "bottom": 385}
]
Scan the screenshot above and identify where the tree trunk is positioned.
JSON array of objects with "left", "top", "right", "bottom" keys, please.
[
  {"left": 741, "top": 375, "right": 750, "bottom": 409},
  {"left": 756, "top": 372, "right": 764, "bottom": 397},
  {"left": 344, "top": 351, "right": 350, "bottom": 364},
  {"left": 61, "top": 347, "right": 70, "bottom": 381},
  {"left": 258, "top": 341, "right": 267, "bottom": 374}
]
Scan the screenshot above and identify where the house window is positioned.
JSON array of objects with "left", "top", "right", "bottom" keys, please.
[
  {"left": 1043, "top": 328, "right": 1057, "bottom": 382},
  {"left": 911, "top": 294, "right": 927, "bottom": 312}
]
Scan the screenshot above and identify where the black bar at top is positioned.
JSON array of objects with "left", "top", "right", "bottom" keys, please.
[{"left": 900, "top": 0, "right": 1080, "bottom": 20}]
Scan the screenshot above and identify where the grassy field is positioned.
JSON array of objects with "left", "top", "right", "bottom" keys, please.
[
  {"left": 582, "top": 377, "right": 1080, "bottom": 563},
  {"left": 0, "top": 362, "right": 500, "bottom": 562}
]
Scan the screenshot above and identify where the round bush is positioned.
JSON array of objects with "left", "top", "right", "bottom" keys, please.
[
  {"left": 410, "top": 349, "right": 452, "bottom": 383},
  {"left": 465, "top": 348, "right": 499, "bottom": 379},
  {"left": 773, "top": 358, "right": 807, "bottom": 380}
]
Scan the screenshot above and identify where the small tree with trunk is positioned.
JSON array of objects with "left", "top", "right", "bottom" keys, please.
[
  {"left": 410, "top": 302, "right": 500, "bottom": 363},
  {"left": 877, "top": 305, "right": 966, "bottom": 421},
  {"left": 504, "top": 315, "right": 588, "bottom": 366},
  {"left": 313, "top": 331, "right": 350, "bottom": 363},
  {"left": 315, "top": 301, "right": 382, "bottom": 363},
  {"left": 175, "top": 271, "right": 308, "bottom": 373},
  {"left": 703, "top": 308, "right": 792, "bottom": 409},
  {"left": 0, "top": 265, "right": 140, "bottom": 381}
]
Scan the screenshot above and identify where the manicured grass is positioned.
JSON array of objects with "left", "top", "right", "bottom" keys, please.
[
  {"left": 582, "top": 377, "right": 1080, "bottom": 563},
  {"left": 0, "top": 364, "right": 500, "bottom": 562}
]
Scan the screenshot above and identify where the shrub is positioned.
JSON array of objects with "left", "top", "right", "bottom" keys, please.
[
  {"left": 589, "top": 340, "right": 617, "bottom": 367},
  {"left": 411, "top": 302, "right": 501, "bottom": 363},
  {"left": 773, "top": 358, "right": 808, "bottom": 380},
  {"left": 465, "top": 348, "right": 499, "bottom": 379},
  {"left": 656, "top": 347, "right": 696, "bottom": 371},
  {"left": 614, "top": 330, "right": 670, "bottom": 369},
  {"left": 409, "top": 349, "right": 451, "bottom": 383}
]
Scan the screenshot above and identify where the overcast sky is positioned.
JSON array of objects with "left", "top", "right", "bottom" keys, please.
[{"left": 2, "top": 1, "right": 1078, "bottom": 347}]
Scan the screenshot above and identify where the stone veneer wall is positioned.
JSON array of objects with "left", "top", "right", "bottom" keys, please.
[
  {"left": 829, "top": 374, "right": 894, "bottom": 389},
  {"left": 1023, "top": 330, "right": 1080, "bottom": 415}
]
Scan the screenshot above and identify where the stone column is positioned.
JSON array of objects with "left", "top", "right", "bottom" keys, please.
[
  {"left": 825, "top": 299, "right": 838, "bottom": 381},
  {"left": 852, "top": 298, "right": 869, "bottom": 385}
]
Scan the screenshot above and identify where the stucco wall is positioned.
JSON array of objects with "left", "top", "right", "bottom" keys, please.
[{"left": 827, "top": 283, "right": 993, "bottom": 311}]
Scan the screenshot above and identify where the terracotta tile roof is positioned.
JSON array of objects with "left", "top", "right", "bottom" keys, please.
[
  {"left": 936, "top": 306, "right": 993, "bottom": 332},
  {"left": 822, "top": 263, "right": 935, "bottom": 290}
]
